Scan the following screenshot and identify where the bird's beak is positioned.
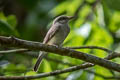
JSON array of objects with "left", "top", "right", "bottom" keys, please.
[
  {"left": 68, "top": 16, "right": 75, "bottom": 20},
  {"left": 68, "top": 16, "right": 74, "bottom": 20}
]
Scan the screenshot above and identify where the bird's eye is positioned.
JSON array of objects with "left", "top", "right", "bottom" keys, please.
[
  {"left": 59, "top": 18, "right": 63, "bottom": 21},
  {"left": 59, "top": 19, "right": 66, "bottom": 23},
  {"left": 59, "top": 17, "right": 66, "bottom": 21}
]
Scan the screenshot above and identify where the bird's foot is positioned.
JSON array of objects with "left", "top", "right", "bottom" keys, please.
[{"left": 52, "top": 45, "right": 59, "bottom": 48}]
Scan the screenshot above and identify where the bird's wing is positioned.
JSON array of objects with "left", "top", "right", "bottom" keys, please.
[{"left": 43, "top": 24, "right": 60, "bottom": 44}]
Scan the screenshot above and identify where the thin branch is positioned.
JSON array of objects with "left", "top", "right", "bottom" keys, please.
[
  {"left": 105, "top": 52, "right": 120, "bottom": 60},
  {"left": 0, "top": 49, "right": 29, "bottom": 53},
  {"left": 26, "top": 53, "right": 120, "bottom": 80},
  {"left": 0, "top": 36, "right": 120, "bottom": 72},
  {"left": 67, "top": 46, "right": 120, "bottom": 60},
  {"left": 67, "top": 46, "right": 112, "bottom": 53},
  {"left": 1, "top": 63, "right": 120, "bottom": 80},
  {"left": 0, "top": 63, "right": 93, "bottom": 80}
]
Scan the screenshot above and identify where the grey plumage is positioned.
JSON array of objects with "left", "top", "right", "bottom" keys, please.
[{"left": 33, "top": 15, "right": 74, "bottom": 72}]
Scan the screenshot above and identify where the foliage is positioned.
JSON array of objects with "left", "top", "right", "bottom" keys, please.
[{"left": 0, "top": 0, "right": 120, "bottom": 80}]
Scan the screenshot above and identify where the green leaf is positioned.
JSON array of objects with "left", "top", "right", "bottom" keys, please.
[
  {"left": 0, "top": 20, "right": 14, "bottom": 34},
  {"left": 7, "top": 15, "right": 17, "bottom": 28},
  {"left": 0, "top": 20, "right": 19, "bottom": 36},
  {"left": 26, "top": 71, "right": 36, "bottom": 75},
  {"left": 50, "top": 0, "right": 82, "bottom": 16},
  {"left": 104, "top": 0, "right": 120, "bottom": 11},
  {"left": 4, "top": 64, "right": 16, "bottom": 70},
  {"left": 102, "top": 0, "right": 111, "bottom": 26},
  {"left": 50, "top": 1, "right": 69, "bottom": 15},
  {"left": 0, "top": 12, "right": 7, "bottom": 21},
  {"left": 86, "top": 0, "right": 95, "bottom": 3},
  {"left": 64, "top": 29, "right": 85, "bottom": 46},
  {"left": 109, "top": 12, "right": 120, "bottom": 32},
  {"left": 94, "top": 66, "right": 113, "bottom": 80},
  {"left": 43, "top": 59, "right": 52, "bottom": 72},
  {"left": 87, "top": 22, "right": 113, "bottom": 47}
]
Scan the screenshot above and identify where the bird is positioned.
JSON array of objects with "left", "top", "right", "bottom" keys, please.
[{"left": 33, "top": 15, "right": 74, "bottom": 72}]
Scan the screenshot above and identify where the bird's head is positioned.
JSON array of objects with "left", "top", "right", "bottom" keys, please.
[{"left": 53, "top": 15, "right": 74, "bottom": 24}]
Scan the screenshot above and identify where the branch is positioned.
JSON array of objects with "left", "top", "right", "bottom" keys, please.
[
  {"left": 0, "top": 36, "right": 120, "bottom": 72},
  {"left": 0, "top": 46, "right": 119, "bottom": 60},
  {"left": 67, "top": 46, "right": 112, "bottom": 53},
  {"left": 105, "top": 52, "right": 120, "bottom": 60},
  {"left": 0, "top": 63, "right": 93, "bottom": 80},
  {"left": 0, "top": 49, "right": 29, "bottom": 53},
  {"left": 1, "top": 63, "right": 120, "bottom": 80},
  {"left": 0, "top": 46, "right": 112, "bottom": 54},
  {"left": 68, "top": 46, "right": 120, "bottom": 59}
]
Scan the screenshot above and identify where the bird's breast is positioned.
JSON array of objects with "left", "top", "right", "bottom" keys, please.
[{"left": 48, "top": 24, "right": 70, "bottom": 45}]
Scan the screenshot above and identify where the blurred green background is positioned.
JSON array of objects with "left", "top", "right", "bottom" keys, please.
[{"left": 0, "top": 0, "right": 120, "bottom": 80}]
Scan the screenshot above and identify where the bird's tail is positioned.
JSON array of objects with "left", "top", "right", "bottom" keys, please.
[{"left": 33, "top": 51, "right": 47, "bottom": 72}]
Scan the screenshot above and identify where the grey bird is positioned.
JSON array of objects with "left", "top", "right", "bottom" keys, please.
[{"left": 33, "top": 15, "right": 74, "bottom": 72}]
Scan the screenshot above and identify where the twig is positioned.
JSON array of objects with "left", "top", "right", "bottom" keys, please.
[
  {"left": 105, "top": 52, "right": 120, "bottom": 60},
  {"left": 67, "top": 46, "right": 112, "bottom": 53},
  {"left": 68, "top": 46, "right": 120, "bottom": 59},
  {"left": 0, "top": 63, "right": 93, "bottom": 80},
  {"left": 0, "top": 49, "right": 29, "bottom": 54},
  {"left": 0, "top": 63, "right": 120, "bottom": 80}
]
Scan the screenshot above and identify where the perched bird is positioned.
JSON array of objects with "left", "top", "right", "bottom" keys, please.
[{"left": 33, "top": 15, "right": 74, "bottom": 72}]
